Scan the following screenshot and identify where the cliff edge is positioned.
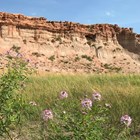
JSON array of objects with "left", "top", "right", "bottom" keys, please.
[{"left": 0, "top": 12, "right": 140, "bottom": 73}]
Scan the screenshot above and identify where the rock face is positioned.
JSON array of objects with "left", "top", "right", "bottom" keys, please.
[{"left": 0, "top": 12, "right": 140, "bottom": 73}]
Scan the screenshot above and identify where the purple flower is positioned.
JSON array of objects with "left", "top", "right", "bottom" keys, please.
[
  {"left": 42, "top": 109, "right": 53, "bottom": 121},
  {"left": 81, "top": 98, "right": 92, "bottom": 110},
  {"left": 59, "top": 91, "right": 68, "bottom": 99},
  {"left": 120, "top": 115, "right": 132, "bottom": 127},
  {"left": 92, "top": 92, "right": 101, "bottom": 101}
]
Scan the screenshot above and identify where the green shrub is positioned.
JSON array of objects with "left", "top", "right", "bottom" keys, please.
[
  {"left": 32, "top": 52, "right": 43, "bottom": 57},
  {"left": 81, "top": 55, "right": 92, "bottom": 61},
  {"left": 74, "top": 56, "right": 80, "bottom": 62},
  {"left": 11, "top": 45, "right": 21, "bottom": 53},
  {"left": 103, "top": 63, "right": 122, "bottom": 72},
  {"left": 48, "top": 55, "right": 55, "bottom": 61},
  {"left": 40, "top": 97, "right": 112, "bottom": 139},
  {"left": 0, "top": 50, "right": 31, "bottom": 139}
]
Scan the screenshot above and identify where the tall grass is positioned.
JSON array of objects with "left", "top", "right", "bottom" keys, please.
[
  {"left": 1, "top": 73, "right": 140, "bottom": 139},
  {"left": 18, "top": 74, "right": 140, "bottom": 139}
]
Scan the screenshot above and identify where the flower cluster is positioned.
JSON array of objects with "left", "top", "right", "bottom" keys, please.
[
  {"left": 59, "top": 91, "right": 68, "bottom": 99},
  {"left": 42, "top": 109, "right": 53, "bottom": 121},
  {"left": 120, "top": 115, "right": 132, "bottom": 127},
  {"left": 81, "top": 98, "right": 92, "bottom": 110},
  {"left": 92, "top": 92, "right": 101, "bottom": 101},
  {"left": 41, "top": 90, "right": 133, "bottom": 128}
]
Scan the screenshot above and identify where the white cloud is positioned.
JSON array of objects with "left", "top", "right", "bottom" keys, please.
[
  {"left": 105, "top": 11, "right": 114, "bottom": 17},
  {"left": 31, "top": 12, "right": 37, "bottom": 16}
]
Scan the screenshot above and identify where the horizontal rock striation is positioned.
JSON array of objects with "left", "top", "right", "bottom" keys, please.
[{"left": 0, "top": 12, "right": 140, "bottom": 73}]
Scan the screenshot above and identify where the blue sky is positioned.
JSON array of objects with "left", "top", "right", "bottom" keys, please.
[{"left": 0, "top": 0, "right": 140, "bottom": 33}]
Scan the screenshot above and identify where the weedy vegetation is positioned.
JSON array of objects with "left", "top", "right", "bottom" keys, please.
[{"left": 0, "top": 49, "right": 140, "bottom": 140}]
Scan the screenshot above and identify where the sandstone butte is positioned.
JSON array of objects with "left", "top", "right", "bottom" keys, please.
[{"left": 0, "top": 12, "right": 140, "bottom": 73}]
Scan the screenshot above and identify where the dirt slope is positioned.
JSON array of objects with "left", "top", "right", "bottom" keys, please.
[{"left": 0, "top": 12, "right": 140, "bottom": 73}]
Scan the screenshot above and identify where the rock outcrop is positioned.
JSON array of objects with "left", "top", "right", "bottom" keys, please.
[{"left": 0, "top": 12, "right": 140, "bottom": 73}]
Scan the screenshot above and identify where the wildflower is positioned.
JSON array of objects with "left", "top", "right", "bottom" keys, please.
[
  {"left": 29, "top": 101, "right": 37, "bottom": 106},
  {"left": 59, "top": 91, "right": 68, "bottom": 99},
  {"left": 63, "top": 111, "right": 66, "bottom": 114},
  {"left": 120, "top": 115, "right": 132, "bottom": 127},
  {"left": 92, "top": 92, "right": 101, "bottom": 101},
  {"left": 81, "top": 98, "right": 92, "bottom": 110},
  {"left": 42, "top": 109, "right": 53, "bottom": 121},
  {"left": 105, "top": 103, "right": 111, "bottom": 108}
]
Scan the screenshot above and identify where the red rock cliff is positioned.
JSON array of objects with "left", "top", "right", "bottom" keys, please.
[
  {"left": 0, "top": 12, "right": 140, "bottom": 54},
  {"left": 0, "top": 12, "right": 140, "bottom": 73}
]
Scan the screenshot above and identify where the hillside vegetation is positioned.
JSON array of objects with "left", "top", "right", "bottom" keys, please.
[{"left": 3, "top": 74, "right": 139, "bottom": 140}]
